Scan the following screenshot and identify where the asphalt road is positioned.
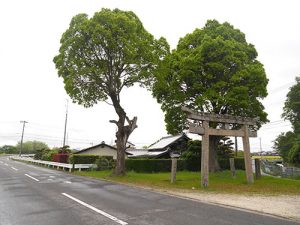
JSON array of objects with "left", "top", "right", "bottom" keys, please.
[{"left": 0, "top": 156, "right": 298, "bottom": 225}]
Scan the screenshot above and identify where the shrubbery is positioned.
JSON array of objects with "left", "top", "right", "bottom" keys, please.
[
  {"left": 125, "top": 157, "right": 245, "bottom": 173},
  {"left": 219, "top": 158, "right": 245, "bottom": 170},
  {"left": 69, "top": 154, "right": 113, "bottom": 164},
  {"left": 34, "top": 149, "right": 59, "bottom": 161},
  {"left": 95, "top": 157, "right": 115, "bottom": 171}
]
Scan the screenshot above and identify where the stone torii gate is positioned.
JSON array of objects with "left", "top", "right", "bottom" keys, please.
[{"left": 182, "top": 107, "right": 258, "bottom": 187}]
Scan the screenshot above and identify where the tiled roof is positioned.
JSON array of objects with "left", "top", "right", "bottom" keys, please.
[
  {"left": 148, "top": 133, "right": 188, "bottom": 150},
  {"left": 126, "top": 149, "right": 169, "bottom": 158}
]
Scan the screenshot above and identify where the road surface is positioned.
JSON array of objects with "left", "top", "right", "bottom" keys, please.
[{"left": 0, "top": 156, "right": 298, "bottom": 225}]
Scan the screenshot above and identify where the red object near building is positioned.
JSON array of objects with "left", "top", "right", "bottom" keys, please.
[{"left": 52, "top": 153, "right": 69, "bottom": 163}]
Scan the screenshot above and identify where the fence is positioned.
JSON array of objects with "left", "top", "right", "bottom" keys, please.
[
  {"left": 10, "top": 156, "right": 94, "bottom": 172},
  {"left": 261, "top": 160, "right": 300, "bottom": 178}
]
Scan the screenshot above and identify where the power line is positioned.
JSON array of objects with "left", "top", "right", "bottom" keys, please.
[{"left": 268, "top": 81, "right": 296, "bottom": 94}]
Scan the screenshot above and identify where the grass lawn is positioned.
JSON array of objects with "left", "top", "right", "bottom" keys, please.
[
  {"left": 251, "top": 156, "right": 282, "bottom": 160},
  {"left": 74, "top": 170, "right": 300, "bottom": 195}
]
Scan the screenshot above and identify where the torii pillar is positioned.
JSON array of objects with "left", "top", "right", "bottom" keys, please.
[{"left": 182, "top": 107, "right": 257, "bottom": 187}]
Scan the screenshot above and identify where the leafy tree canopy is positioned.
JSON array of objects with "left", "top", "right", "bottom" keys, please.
[
  {"left": 282, "top": 77, "right": 300, "bottom": 133},
  {"left": 0, "top": 145, "right": 17, "bottom": 154},
  {"left": 54, "top": 8, "right": 168, "bottom": 108},
  {"left": 153, "top": 20, "right": 268, "bottom": 134},
  {"left": 16, "top": 141, "right": 49, "bottom": 154},
  {"left": 53, "top": 8, "right": 169, "bottom": 175},
  {"left": 288, "top": 136, "right": 300, "bottom": 165},
  {"left": 273, "top": 131, "right": 296, "bottom": 162},
  {"left": 275, "top": 77, "right": 300, "bottom": 165}
]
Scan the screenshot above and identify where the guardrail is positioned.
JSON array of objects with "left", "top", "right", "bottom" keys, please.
[{"left": 10, "top": 156, "right": 94, "bottom": 172}]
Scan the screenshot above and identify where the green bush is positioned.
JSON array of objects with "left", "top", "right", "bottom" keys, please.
[
  {"left": 184, "top": 158, "right": 201, "bottom": 171},
  {"left": 126, "top": 159, "right": 172, "bottom": 173},
  {"left": 125, "top": 157, "right": 245, "bottom": 173},
  {"left": 40, "top": 150, "right": 59, "bottom": 161},
  {"left": 219, "top": 157, "right": 245, "bottom": 170},
  {"left": 69, "top": 154, "right": 113, "bottom": 164},
  {"left": 95, "top": 157, "right": 114, "bottom": 170}
]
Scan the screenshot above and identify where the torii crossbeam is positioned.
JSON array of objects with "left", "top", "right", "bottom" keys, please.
[{"left": 182, "top": 107, "right": 258, "bottom": 187}]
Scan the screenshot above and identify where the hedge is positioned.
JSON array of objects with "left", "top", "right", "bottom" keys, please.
[
  {"left": 125, "top": 157, "right": 245, "bottom": 173},
  {"left": 219, "top": 158, "right": 245, "bottom": 170},
  {"left": 69, "top": 154, "right": 113, "bottom": 164}
]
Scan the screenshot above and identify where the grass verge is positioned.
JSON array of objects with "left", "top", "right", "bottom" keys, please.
[
  {"left": 251, "top": 156, "right": 282, "bottom": 160},
  {"left": 74, "top": 170, "right": 300, "bottom": 195}
]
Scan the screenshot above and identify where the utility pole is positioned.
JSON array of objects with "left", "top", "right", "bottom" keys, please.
[
  {"left": 63, "top": 100, "right": 69, "bottom": 147},
  {"left": 259, "top": 137, "right": 262, "bottom": 158},
  {"left": 235, "top": 136, "right": 238, "bottom": 157},
  {"left": 19, "top": 121, "right": 28, "bottom": 156}
]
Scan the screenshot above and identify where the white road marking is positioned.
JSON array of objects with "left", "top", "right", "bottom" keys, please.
[
  {"left": 64, "top": 181, "right": 72, "bottom": 184},
  {"left": 4, "top": 163, "right": 9, "bottom": 166},
  {"left": 11, "top": 167, "right": 18, "bottom": 171},
  {"left": 62, "top": 193, "right": 128, "bottom": 225},
  {"left": 0, "top": 161, "right": 3, "bottom": 163},
  {"left": 25, "top": 174, "right": 40, "bottom": 182}
]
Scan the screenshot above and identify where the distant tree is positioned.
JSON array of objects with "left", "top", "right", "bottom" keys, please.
[
  {"left": 273, "top": 131, "right": 296, "bottom": 162},
  {"left": 181, "top": 140, "right": 201, "bottom": 160},
  {"left": 59, "top": 145, "right": 71, "bottom": 154},
  {"left": 288, "top": 136, "right": 300, "bottom": 165},
  {"left": 274, "top": 77, "right": 300, "bottom": 165},
  {"left": 181, "top": 138, "right": 234, "bottom": 161},
  {"left": 53, "top": 8, "right": 168, "bottom": 175},
  {"left": 152, "top": 20, "right": 268, "bottom": 171},
  {"left": 0, "top": 145, "right": 18, "bottom": 154},
  {"left": 16, "top": 141, "right": 49, "bottom": 154},
  {"left": 282, "top": 77, "right": 300, "bottom": 133},
  {"left": 217, "top": 137, "right": 234, "bottom": 159}
]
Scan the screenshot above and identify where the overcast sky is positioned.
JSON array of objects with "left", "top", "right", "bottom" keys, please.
[{"left": 0, "top": 0, "right": 299, "bottom": 151}]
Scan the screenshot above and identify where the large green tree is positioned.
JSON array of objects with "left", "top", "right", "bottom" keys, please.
[
  {"left": 273, "top": 131, "right": 296, "bottom": 162},
  {"left": 0, "top": 145, "right": 18, "bottom": 154},
  {"left": 153, "top": 20, "right": 268, "bottom": 171},
  {"left": 282, "top": 77, "right": 300, "bottom": 133},
  {"left": 274, "top": 77, "right": 300, "bottom": 164},
  {"left": 16, "top": 141, "right": 49, "bottom": 154},
  {"left": 53, "top": 9, "right": 168, "bottom": 175}
]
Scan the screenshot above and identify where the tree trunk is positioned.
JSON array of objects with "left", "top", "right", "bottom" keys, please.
[
  {"left": 114, "top": 125, "right": 127, "bottom": 176},
  {"left": 109, "top": 93, "right": 137, "bottom": 176},
  {"left": 209, "top": 136, "right": 221, "bottom": 172}
]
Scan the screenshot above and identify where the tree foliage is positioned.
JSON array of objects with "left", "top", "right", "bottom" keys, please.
[
  {"left": 275, "top": 77, "right": 300, "bottom": 165},
  {"left": 273, "top": 131, "right": 296, "bottom": 162},
  {"left": 217, "top": 137, "right": 234, "bottom": 159},
  {"left": 53, "top": 8, "right": 168, "bottom": 175},
  {"left": 16, "top": 141, "right": 49, "bottom": 154},
  {"left": 0, "top": 145, "right": 17, "bottom": 154},
  {"left": 152, "top": 20, "right": 268, "bottom": 171},
  {"left": 288, "top": 137, "right": 300, "bottom": 164},
  {"left": 180, "top": 140, "right": 201, "bottom": 160},
  {"left": 153, "top": 20, "right": 268, "bottom": 134},
  {"left": 282, "top": 77, "right": 300, "bottom": 133}
]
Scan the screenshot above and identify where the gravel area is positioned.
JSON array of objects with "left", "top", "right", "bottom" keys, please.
[{"left": 160, "top": 190, "right": 300, "bottom": 222}]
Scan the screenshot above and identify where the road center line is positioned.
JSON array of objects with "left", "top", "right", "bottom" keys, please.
[
  {"left": 25, "top": 174, "right": 40, "bottom": 182},
  {"left": 62, "top": 193, "right": 128, "bottom": 225},
  {"left": 11, "top": 167, "right": 18, "bottom": 171},
  {"left": 4, "top": 163, "right": 9, "bottom": 166}
]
